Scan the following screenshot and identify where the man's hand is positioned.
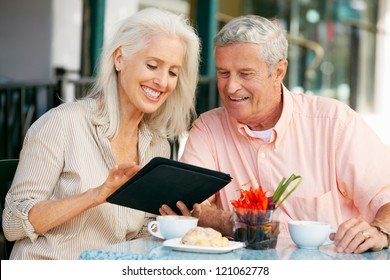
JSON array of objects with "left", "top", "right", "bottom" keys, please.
[
  {"left": 192, "top": 203, "right": 234, "bottom": 237},
  {"left": 159, "top": 201, "right": 192, "bottom": 216},
  {"left": 332, "top": 218, "right": 388, "bottom": 253},
  {"left": 159, "top": 201, "right": 234, "bottom": 237}
]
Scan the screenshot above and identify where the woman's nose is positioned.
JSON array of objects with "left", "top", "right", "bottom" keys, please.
[{"left": 153, "top": 71, "right": 168, "bottom": 88}]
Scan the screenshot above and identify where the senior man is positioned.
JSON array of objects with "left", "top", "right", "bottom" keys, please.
[{"left": 160, "top": 15, "right": 390, "bottom": 254}]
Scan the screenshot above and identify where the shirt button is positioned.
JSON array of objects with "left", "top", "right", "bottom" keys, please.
[{"left": 260, "top": 152, "right": 266, "bottom": 158}]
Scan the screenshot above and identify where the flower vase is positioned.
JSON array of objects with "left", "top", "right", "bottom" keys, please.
[{"left": 233, "top": 208, "right": 280, "bottom": 250}]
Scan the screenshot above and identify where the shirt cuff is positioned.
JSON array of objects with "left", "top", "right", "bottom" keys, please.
[{"left": 15, "top": 199, "right": 40, "bottom": 242}]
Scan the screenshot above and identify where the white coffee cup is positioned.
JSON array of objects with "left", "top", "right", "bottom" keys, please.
[
  {"left": 288, "top": 220, "right": 336, "bottom": 250},
  {"left": 147, "top": 215, "right": 198, "bottom": 240}
]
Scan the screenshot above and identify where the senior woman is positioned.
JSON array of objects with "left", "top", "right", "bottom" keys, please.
[{"left": 2, "top": 8, "right": 200, "bottom": 259}]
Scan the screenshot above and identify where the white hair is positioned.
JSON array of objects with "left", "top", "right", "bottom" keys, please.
[{"left": 214, "top": 15, "right": 288, "bottom": 75}]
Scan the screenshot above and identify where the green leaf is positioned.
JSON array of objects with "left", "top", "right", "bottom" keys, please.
[
  {"left": 272, "top": 174, "right": 302, "bottom": 210},
  {"left": 272, "top": 177, "right": 286, "bottom": 203}
]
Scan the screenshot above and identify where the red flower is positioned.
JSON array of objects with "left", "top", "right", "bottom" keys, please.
[
  {"left": 231, "top": 186, "right": 268, "bottom": 210},
  {"left": 231, "top": 174, "right": 302, "bottom": 211}
]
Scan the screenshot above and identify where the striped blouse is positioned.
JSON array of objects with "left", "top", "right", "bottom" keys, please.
[{"left": 2, "top": 99, "right": 170, "bottom": 259}]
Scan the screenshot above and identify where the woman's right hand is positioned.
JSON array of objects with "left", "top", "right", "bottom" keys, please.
[
  {"left": 27, "top": 163, "right": 141, "bottom": 235},
  {"left": 96, "top": 162, "right": 142, "bottom": 204}
]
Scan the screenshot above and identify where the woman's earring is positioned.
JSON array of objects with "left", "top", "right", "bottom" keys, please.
[{"left": 115, "top": 66, "right": 120, "bottom": 72}]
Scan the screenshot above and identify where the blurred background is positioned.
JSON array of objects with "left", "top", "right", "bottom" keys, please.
[{"left": 1, "top": 0, "right": 389, "bottom": 159}]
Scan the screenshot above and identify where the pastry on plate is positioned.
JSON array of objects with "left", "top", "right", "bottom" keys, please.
[{"left": 180, "top": 227, "right": 229, "bottom": 247}]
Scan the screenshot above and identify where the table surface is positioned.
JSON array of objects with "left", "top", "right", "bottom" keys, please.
[{"left": 79, "top": 236, "right": 390, "bottom": 260}]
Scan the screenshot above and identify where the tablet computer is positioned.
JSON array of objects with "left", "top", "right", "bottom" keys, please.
[{"left": 106, "top": 157, "right": 232, "bottom": 215}]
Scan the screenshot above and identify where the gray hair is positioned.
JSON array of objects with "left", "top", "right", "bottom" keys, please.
[
  {"left": 85, "top": 8, "right": 200, "bottom": 140},
  {"left": 214, "top": 15, "right": 288, "bottom": 74}
]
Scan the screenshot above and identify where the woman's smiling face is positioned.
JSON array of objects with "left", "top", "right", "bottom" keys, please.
[{"left": 115, "top": 34, "right": 185, "bottom": 116}]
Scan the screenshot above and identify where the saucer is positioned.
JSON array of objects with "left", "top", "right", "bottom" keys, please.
[{"left": 163, "top": 238, "right": 244, "bottom": 254}]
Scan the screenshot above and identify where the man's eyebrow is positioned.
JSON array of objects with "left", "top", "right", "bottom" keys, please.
[
  {"left": 239, "top": 68, "right": 255, "bottom": 72},
  {"left": 216, "top": 67, "right": 255, "bottom": 72}
]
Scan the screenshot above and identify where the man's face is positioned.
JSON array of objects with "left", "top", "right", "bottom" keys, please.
[{"left": 215, "top": 42, "right": 285, "bottom": 130}]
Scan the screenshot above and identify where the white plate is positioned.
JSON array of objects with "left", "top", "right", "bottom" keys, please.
[{"left": 163, "top": 238, "right": 244, "bottom": 254}]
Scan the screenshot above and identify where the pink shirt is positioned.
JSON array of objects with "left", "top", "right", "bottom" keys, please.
[{"left": 180, "top": 87, "right": 390, "bottom": 236}]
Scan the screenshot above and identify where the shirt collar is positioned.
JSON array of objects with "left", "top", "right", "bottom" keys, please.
[
  {"left": 88, "top": 98, "right": 154, "bottom": 167},
  {"left": 138, "top": 122, "right": 153, "bottom": 165},
  {"left": 273, "top": 85, "right": 294, "bottom": 147}
]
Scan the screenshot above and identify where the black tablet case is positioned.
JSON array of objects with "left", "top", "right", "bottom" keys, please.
[{"left": 106, "top": 157, "right": 232, "bottom": 215}]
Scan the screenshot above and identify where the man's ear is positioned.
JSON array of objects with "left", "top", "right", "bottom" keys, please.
[
  {"left": 113, "top": 47, "right": 123, "bottom": 71},
  {"left": 274, "top": 60, "right": 288, "bottom": 84}
]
